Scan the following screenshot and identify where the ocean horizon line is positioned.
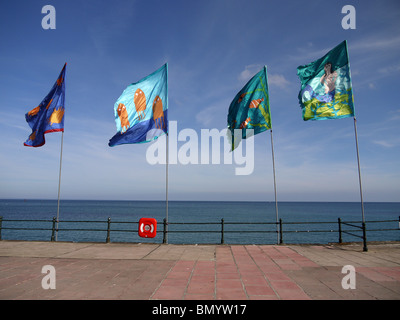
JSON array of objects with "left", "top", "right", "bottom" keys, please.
[{"left": 1, "top": 198, "right": 399, "bottom": 204}]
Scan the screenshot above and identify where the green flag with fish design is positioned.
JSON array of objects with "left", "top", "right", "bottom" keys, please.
[
  {"left": 297, "top": 40, "right": 354, "bottom": 121},
  {"left": 227, "top": 66, "right": 271, "bottom": 150}
]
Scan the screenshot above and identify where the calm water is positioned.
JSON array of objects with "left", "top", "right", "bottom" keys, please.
[{"left": 0, "top": 200, "right": 399, "bottom": 244}]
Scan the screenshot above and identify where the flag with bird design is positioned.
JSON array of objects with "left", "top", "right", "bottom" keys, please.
[{"left": 109, "top": 63, "right": 168, "bottom": 147}]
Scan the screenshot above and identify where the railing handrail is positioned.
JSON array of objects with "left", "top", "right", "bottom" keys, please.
[
  {"left": 0, "top": 215, "right": 399, "bottom": 251},
  {"left": 1, "top": 217, "right": 397, "bottom": 224}
]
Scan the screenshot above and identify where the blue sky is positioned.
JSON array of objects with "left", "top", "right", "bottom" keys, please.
[{"left": 0, "top": 0, "right": 399, "bottom": 202}]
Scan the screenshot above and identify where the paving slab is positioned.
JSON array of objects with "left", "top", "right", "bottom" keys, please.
[{"left": 0, "top": 240, "right": 399, "bottom": 300}]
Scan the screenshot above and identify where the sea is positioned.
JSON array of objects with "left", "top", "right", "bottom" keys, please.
[{"left": 0, "top": 200, "right": 399, "bottom": 245}]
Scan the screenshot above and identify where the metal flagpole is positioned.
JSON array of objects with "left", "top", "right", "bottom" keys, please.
[
  {"left": 345, "top": 40, "right": 367, "bottom": 251},
  {"left": 345, "top": 41, "right": 367, "bottom": 251},
  {"left": 264, "top": 66, "right": 279, "bottom": 244},
  {"left": 353, "top": 117, "right": 365, "bottom": 224},
  {"left": 269, "top": 129, "right": 279, "bottom": 244},
  {"left": 55, "top": 131, "right": 64, "bottom": 241},
  {"left": 353, "top": 116, "right": 367, "bottom": 252},
  {"left": 165, "top": 132, "right": 169, "bottom": 244},
  {"left": 165, "top": 63, "right": 169, "bottom": 244}
]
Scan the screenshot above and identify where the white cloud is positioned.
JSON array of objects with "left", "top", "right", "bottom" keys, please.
[
  {"left": 238, "top": 64, "right": 262, "bottom": 82},
  {"left": 268, "top": 74, "right": 290, "bottom": 89},
  {"left": 372, "top": 140, "right": 394, "bottom": 148},
  {"left": 351, "top": 36, "right": 400, "bottom": 52},
  {"left": 238, "top": 66, "right": 290, "bottom": 90},
  {"left": 389, "top": 109, "right": 400, "bottom": 121},
  {"left": 372, "top": 139, "right": 400, "bottom": 148},
  {"left": 196, "top": 106, "right": 215, "bottom": 126},
  {"left": 378, "top": 65, "right": 400, "bottom": 75}
]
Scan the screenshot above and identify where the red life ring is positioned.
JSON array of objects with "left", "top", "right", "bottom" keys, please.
[{"left": 138, "top": 218, "right": 157, "bottom": 238}]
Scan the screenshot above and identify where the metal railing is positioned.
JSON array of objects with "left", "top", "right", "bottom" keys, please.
[
  {"left": 338, "top": 218, "right": 368, "bottom": 251},
  {"left": 0, "top": 216, "right": 399, "bottom": 251}
]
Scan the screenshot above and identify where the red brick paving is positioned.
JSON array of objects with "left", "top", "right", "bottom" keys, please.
[{"left": 0, "top": 241, "right": 399, "bottom": 300}]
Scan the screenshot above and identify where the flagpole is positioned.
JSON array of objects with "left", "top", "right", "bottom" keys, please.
[
  {"left": 345, "top": 40, "right": 367, "bottom": 251},
  {"left": 165, "top": 63, "right": 169, "bottom": 244},
  {"left": 55, "top": 131, "right": 64, "bottom": 241},
  {"left": 269, "top": 129, "right": 279, "bottom": 244},
  {"left": 165, "top": 132, "right": 169, "bottom": 244},
  {"left": 264, "top": 66, "right": 279, "bottom": 244},
  {"left": 353, "top": 117, "right": 365, "bottom": 223},
  {"left": 354, "top": 116, "right": 368, "bottom": 252}
]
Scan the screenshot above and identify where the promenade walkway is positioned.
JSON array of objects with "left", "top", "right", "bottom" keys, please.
[{"left": 0, "top": 241, "right": 399, "bottom": 300}]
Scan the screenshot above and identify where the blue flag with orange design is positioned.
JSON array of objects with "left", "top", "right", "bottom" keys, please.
[
  {"left": 24, "top": 63, "right": 66, "bottom": 147},
  {"left": 227, "top": 66, "right": 271, "bottom": 150},
  {"left": 109, "top": 64, "right": 168, "bottom": 147}
]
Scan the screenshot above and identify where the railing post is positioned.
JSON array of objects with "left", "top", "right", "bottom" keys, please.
[
  {"left": 221, "top": 219, "right": 225, "bottom": 244},
  {"left": 279, "top": 219, "right": 283, "bottom": 244},
  {"left": 106, "top": 217, "right": 111, "bottom": 243},
  {"left": 0, "top": 216, "right": 2, "bottom": 240},
  {"left": 338, "top": 218, "right": 342, "bottom": 244},
  {"left": 51, "top": 217, "right": 56, "bottom": 241},
  {"left": 362, "top": 222, "right": 368, "bottom": 252},
  {"left": 163, "top": 218, "right": 167, "bottom": 244}
]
